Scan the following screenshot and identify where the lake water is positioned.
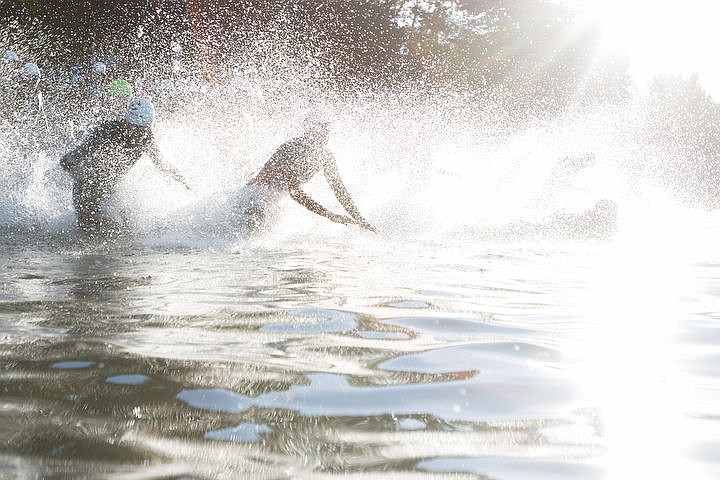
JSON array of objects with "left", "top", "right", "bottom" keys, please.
[
  {"left": 0, "top": 210, "right": 718, "bottom": 479},
  {"left": 1, "top": 90, "right": 719, "bottom": 479}
]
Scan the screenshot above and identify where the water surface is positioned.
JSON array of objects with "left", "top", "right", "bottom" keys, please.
[{"left": 1, "top": 221, "right": 718, "bottom": 479}]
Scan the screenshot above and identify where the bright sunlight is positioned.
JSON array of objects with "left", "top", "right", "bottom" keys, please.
[{"left": 570, "top": 0, "right": 720, "bottom": 98}]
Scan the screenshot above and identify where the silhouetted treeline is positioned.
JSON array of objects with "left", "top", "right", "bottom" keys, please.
[
  {"left": 634, "top": 74, "right": 720, "bottom": 208},
  {"left": 2, "top": 1, "right": 627, "bottom": 100}
]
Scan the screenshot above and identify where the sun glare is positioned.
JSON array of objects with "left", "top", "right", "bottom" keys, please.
[
  {"left": 571, "top": 0, "right": 720, "bottom": 97},
  {"left": 569, "top": 203, "right": 707, "bottom": 479}
]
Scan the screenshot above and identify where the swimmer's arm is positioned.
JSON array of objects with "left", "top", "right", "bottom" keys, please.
[
  {"left": 148, "top": 138, "right": 191, "bottom": 189},
  {"left": 288, "top": 185, "right": 353, "bottom": 226},
  {"left": 323, "top": 159, "right": 377, "bottom": 233}
]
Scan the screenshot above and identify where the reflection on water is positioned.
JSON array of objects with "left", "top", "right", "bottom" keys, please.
[
  {"left": 571, "top": 215, "right": 720, "bottom": 480},
  {"left": 0, "top": 227, "right": 719, "bottom": 479}
]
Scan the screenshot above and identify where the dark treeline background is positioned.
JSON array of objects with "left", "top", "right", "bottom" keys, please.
[
  {"left": 1, "top": 1, "right": 628, "bottom": 101},
  {"left": 1, "top": 0, "right": 719, "bottom": 206}
]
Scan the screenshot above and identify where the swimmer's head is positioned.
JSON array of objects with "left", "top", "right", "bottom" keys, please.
[
  {"left": 304, "top": 108, "right": 332, "bottom": 128},
  {"left": 231, "top": 72, "right": 252, "bottom": 92},
  {"left": 560, "top": 153, "right": 596, "bottom": 171},
  {"left": 3, "top": 50, "right": 19, "bottom": 63},
  {"left": 303, "top": 108, "right": 332, "bottom": 144},
  {"left": 124, "top": 98, "right": 155, "bottom": 128},
  {"left": 92, "top": 61, "right": 107, "bottom": 75},
  {"left": 109, "top": 78, "right": 133, "bottom": 96},
  {"left": 590, "top": 199, "right": 618, "bottom": 239},
  {"left": 22, "top": 62, "right": 40, "bottom": 79}
]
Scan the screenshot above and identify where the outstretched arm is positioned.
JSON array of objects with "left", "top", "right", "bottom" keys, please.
[
  {"left": 148, "top": 138, "right": 191, "bottom": 189},
  {"left": 323, "top": 156, "right": 377, "bottom": 233},
  {"left": 288, "top": 184, "right": 354, "bottom": 226}
]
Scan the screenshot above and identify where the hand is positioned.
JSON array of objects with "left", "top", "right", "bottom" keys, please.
[
  {"left": 353, "top": 217, "right": 378, "bottom": 233},
  {"left": 332, "top": 214, "right": 354, "bottom": 225},
  {"left": 175, "top": 175, "right": 191, "bottom": 190}
]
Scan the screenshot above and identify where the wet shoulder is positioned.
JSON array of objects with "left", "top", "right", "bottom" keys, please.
[
  {"left": 97, "top": 119, "right": 125, "bottom": 136},
  {"left": 275, "top": 137, "right": 308, "bottom": 158},
  {"left": 90, "top": 120, "right": 153, "bottom": 152}
]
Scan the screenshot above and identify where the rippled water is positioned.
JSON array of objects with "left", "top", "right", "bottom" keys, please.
[{"left": 1, "top": 215, "right": 718, "bottom": 479}]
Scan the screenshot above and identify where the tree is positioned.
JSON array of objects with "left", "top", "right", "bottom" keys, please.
[
  {"left": 640, "top": 74, "right": 720, "bottom": 207},
  {"left": 1, "top": 0, "right": 629, "bottom": 103}
]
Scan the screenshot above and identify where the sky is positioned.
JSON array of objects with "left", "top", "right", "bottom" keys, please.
[{"left": 564, "top": 0, "right": 720, "bottom": 99}]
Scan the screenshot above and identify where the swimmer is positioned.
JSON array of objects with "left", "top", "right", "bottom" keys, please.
[
  {"left": 235, "top": 109, "right": 376, "bottom": 233},
  {"left": 60, "top": 98, "right": 190, "bottom": 232}
]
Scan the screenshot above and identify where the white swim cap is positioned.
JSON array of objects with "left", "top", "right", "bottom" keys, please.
[
  {"left": 303, "top": 107, "right": 333, "bottom": 130},
  {"left": 3, "top": 50, "right": 19, "bottom": 62},
  {"left": 22, "top": 63, "right": 40, "bottom": 78},
  {"left": 92, "top": 61, "right": 107, "bottom": 74},
  {"left": 160, "top": 78, "right": 175, "bottom": 91},
  {"left": 125, "top": 98, "right": 155, "bottom": 127},
  {"left": 594, "top": 199, "right": 617, "bottom": 214},
  {"left": 232, "top": 74, "right": 252, "bottom": 91}
]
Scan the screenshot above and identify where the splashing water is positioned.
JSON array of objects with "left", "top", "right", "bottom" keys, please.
[
  {"left": 1, "top": 35, "right": 720, "bottom": 480},
  {"left": 0, "top": 76, "right": 685, "bottom": 244}
]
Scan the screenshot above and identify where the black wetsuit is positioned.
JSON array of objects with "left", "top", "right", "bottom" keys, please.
[
  {"left": 241, "top": 132, "right": 376, "bottom": 234},
  {"left": 249, "top": 137, "right": 330, "bottom": 189},
  {"left": 61, "top": 120, "right": 158, "bottom": 229}
]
